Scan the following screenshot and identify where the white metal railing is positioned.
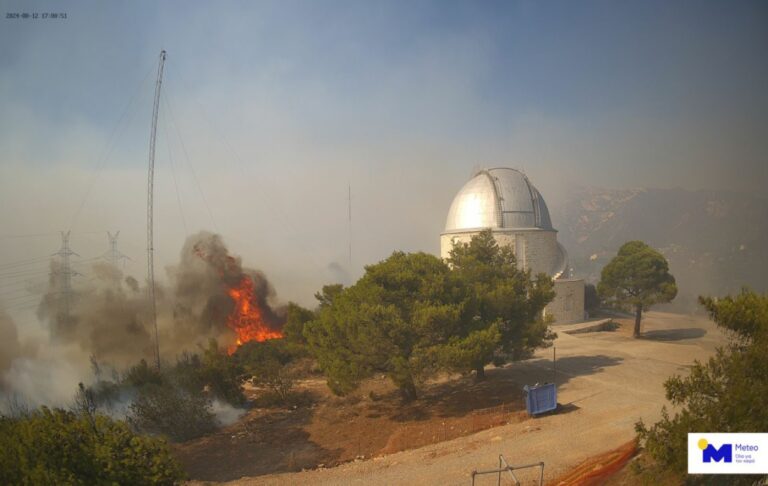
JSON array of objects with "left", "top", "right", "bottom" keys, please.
[{"left": 470, "top": 455, "right": 544, "bottom": 486}]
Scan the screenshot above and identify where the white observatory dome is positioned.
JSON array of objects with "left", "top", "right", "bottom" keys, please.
[
  {"left": 444, "top": 168, "right": 553, "bottom": 232},
  {"left": 440, "top": 167, "right": 585, "bottom": 323}
]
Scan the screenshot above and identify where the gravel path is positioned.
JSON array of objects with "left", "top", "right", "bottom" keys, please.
[{"left": 220, "top": 312, "right": 724, "bottom": 486}]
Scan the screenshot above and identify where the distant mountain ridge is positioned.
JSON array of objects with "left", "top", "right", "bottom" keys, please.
[{"left": 550, "top": 186, "right": 768, "bottom": 311}]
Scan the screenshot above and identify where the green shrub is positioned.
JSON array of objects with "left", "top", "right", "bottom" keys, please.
[
  {"left": 84, "top": 344, "right": 248, "bottom": 442},
  {"left": 0, "top": 407, "right": 185, "bottom": 485},
  {"left": 235, "top": 339, "right": 297, "bottom": 404},
  {"left": 128, "top": 384, "right": 217, "bottom": 442},
  {"left": 198, "top": 339, "right": 246, "bottom": 406},
  {"left": 635, "top": 289, "right": 768, "bottom": 485}
]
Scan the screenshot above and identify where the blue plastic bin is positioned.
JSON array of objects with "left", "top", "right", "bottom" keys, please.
[{"left": 523, "top": 383, "right": 557, "bottom": 415}]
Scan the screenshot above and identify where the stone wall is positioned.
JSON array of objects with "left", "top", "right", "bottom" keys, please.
[
  {"left": 546, "top": 278, "right": 585, "bottom": 323},
  {"left": 518, "top": 230, "right": 560, "bottom": 276},
  {"left": 441, "top": 229, "right": 584, "bottom": 323},
  {"left": 440, "top": 228, "right": 559, "bottom": 275}
]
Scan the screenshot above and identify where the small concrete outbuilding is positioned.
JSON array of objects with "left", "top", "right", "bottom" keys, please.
[{"left": 441, "top": 167, "right": 584, "bottom": 323}]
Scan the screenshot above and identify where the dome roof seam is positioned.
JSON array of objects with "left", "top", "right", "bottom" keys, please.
[{"left": 444, "top": 167, "right": 554, "bottom": 232}]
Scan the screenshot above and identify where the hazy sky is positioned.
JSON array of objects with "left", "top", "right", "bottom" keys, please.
[{"left": 1, "top": 1, "right": 767, "bottom": 317}]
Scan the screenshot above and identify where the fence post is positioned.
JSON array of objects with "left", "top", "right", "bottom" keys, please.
[{"left": 553, "top": 346, "right": 557, "bottom": 384}]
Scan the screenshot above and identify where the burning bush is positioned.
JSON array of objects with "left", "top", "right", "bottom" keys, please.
[
  {"left": 225, "top": 301, "right": 316, "bottom": 406},
  {"left": 177, "top": 232, "right": 287, "bottom": 355},
  {"left": 225, "top": 276, "right": 284, "bottom": 354},
  {"left": 28, "top": 231, "right": 288, "bottom": 378}
]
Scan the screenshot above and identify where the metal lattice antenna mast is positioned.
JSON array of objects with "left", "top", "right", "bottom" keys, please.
[
  {"left": 53, "top": 230, "right": 79, "bottom": 330},
  {"left": 147, "top": 50, "right": 166, "bottom": 369}
]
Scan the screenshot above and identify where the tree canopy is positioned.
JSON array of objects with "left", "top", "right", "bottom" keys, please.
[
  {"left": 304, "top": 251, "right": 458, "bottom": 400},
  {"left": 304, "top": 230, "right": 557, "bottom": 399},
  {"left": 635, "top": 289, "right": 768, "bottom": 484},
  {"left": 443, "top": 229, "right": 555, "bottom": 379},
  {"left": 584, "top": 283, "right": 601, "bottom": 316},
  {"left": 0, "top": 407, "right": 185, "bottom": 485},
  {"left": 598, "top": 240, "right": 677, "bottom": 337},
  {"left": 282, "top": 302, "right": 316, "bottom": 346}
]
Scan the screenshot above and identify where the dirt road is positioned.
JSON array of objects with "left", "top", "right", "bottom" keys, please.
[{"left": 219, "top": 312, "right": 724, "bottom": 485}]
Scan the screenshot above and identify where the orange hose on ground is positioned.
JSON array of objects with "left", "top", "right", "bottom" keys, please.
[{"left": 549, "top": 440, "right": 637, "bottom": 486}]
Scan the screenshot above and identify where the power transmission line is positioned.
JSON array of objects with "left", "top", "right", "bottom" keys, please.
[
  {"left": 0, "top": 256, "right": 51, "bottom": 270},
  {"left": 159, "top": 95, "right": 189, "bottom": 236},
  {"left": 69, "top": 64, "right": 157, "bottom": 233},
  {"left": 165, "top": 62, "right": 328, "bottom": 273},
  {"left": 161, "top": 86, "right": 216, "bottom": 232},
  {"left": 0, "top": 232, "right": 60, "bottom": 240}
]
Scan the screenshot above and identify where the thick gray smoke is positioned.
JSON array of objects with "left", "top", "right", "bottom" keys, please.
[
  {"left": 0, "top": 308, "right": 23, "bottom": 387},
  {"left": 1, "top": 231, "right": 286, "bottom": 408},
  {"left": 168, "top": 231, "right": 286, "bottom": 351},
  {"left": 37, "top": 260, "right": 155, "bottom": 366},
  {"left": 0, "top": 304, "right": 84, "bottom": 407}
]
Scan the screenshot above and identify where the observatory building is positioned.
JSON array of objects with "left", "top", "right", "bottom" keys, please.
[{"left": 441, "top": 167, "right": 585, "bottom": 323}]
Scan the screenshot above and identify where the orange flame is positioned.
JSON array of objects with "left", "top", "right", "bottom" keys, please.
[{"left": 226, "top": 276, "right": 282, "bottom": 354}]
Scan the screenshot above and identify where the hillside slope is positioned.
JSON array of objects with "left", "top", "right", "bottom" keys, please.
[{"left": 551, "top": 187, "right": 768, "bottom": 311}]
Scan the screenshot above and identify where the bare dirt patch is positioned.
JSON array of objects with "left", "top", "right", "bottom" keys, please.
[
  {"left": 176, "top": 367, "right": 528, "bottom": 482},
  {"left": 173, "top": 384, "right": 336, "bottom": 481}
]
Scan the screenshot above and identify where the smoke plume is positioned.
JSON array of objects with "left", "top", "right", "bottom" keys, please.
[
  {"left": 36, "top": 260, "right": 155, "bottom": 366},
  {"left": 168, "top": 231, "right": 286, "bottom": 351},
  {"left": 2, "top": 231, "right": 286, "bottom": 408},
  {"left": 0, "top": 308, "right": 23, "bottom": 387}
]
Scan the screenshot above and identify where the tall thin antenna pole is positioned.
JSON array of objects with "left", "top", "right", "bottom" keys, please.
[
  {"left": 348, "top": 182, "right": 352, "bottom": 267},
  {"left": 147, "top": 50, "right": 166, "bottom": 369}
]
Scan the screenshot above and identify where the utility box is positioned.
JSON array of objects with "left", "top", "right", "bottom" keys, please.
[{"left": 523, "top": 383, "right": 557, "bottom": 416}]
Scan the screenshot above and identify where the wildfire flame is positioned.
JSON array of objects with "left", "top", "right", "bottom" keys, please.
[{"left": 226, "top": 276, "right": 283, "bottom": 354}]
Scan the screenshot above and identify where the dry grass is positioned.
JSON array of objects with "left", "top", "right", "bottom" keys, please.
[
  {"left": 176, "top": 368, "right": 530, "bottom": 481},
  {"left": 380, "top": 404, "right": 526, "bottom": 454}
]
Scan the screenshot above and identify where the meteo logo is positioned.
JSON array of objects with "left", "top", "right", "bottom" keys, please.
[
  {"left": 689, "top": 433, "right": 768, "bottom": 474},
  {"left": 699, "top": 438, "right": 732, "bottom": 463}
]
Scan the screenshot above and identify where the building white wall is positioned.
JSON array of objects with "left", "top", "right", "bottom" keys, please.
[
  {"left": 441, "top": 229, "right": 585, "bottom": 324},
  {"left": 440, "top": 228, "right": 559, "bottom": 276}
]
